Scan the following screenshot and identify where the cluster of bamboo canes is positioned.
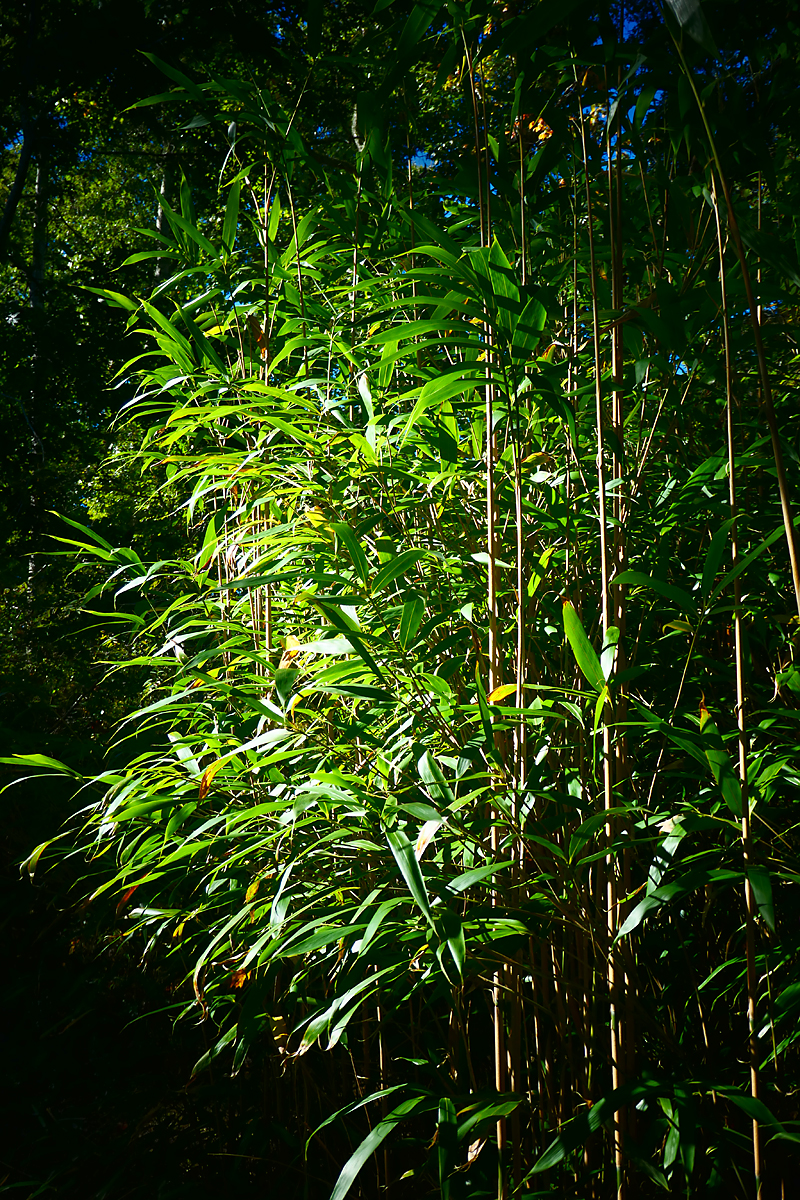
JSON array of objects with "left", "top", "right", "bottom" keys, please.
[{"left": 11, "top": 4, "right": 800, "bottom": 1197}]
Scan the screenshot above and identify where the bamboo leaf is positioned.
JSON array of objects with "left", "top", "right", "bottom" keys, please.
[
  {"left": 386, "top": 827, "right": 435, "bottom": 927},
  {"left": 372, "top": 549, "right": 425, "bottom": 594},
  {"left": 719, "top": 1089, "right": 799, "bottom": 1138},
  {"left": 418, "top": 750, "right": 454, "bottom": 807},
  {"left": 140, "top": 51, "right": 207, "bottom": 101},
  {"left": 305, "top": 1085, "right": 406, "bottom": 1155},
  {"left": 701, "top": 520, "right": 735, "bottom": 604},
  {"left": 474, "top": 662, "right": 495, "bottom": 749},
  {"left": 511, "top": 294, "right": 547, "bottom": 361},
  {"left": 0, "top": 753, "right": 82, "bottom": 777},
  {"left": 192, "top": 1026, "right": 237, "bottom": 1076},
  {"left": 331, "top": 522, "right": 371, "bottom": 587},
  {"left": 329, "top": 1095, "right": 432, "bottom": 1200},
  {"left": 613, "top": 570, "right": 696, "bottom": 613},
  {"left": 222, "top": 180, "right": 241, "bottom": 253},
  {"left": 710, "top": 519, "right": 800, "bottom": 605},
  {"left": 158, "top": 196, "right": 219, "bottom": 260},
  {"left": 414, "top": 819, "right": 442, "bottom": 860},
  {"left": 399, "top": 596, "right": 425, "bottom": 649},
  {"left": 447, "top": 861, "right": 514, "bottom": 893},
  {"left": 455, "top": 1095, "right": 523, "bottom": 1143},
  {"left": 357, "top": 897, "right": 406, "bottom": 958},
  {"left": 198, "top": 758, "right": 225, "bottom": 801},
  {"left": 435, "top": 907, "right": 465, "bottom": 980},
  {"left": 531, "top": 1081, "right": 668, "bottom": 1173},
  {"left": 663, "top": 0, "right": 717, "bottom": 52},
  {"left": 699, "top": 705, "right": 742, "bottom": 816},
  {"left": 82, "top": 286, "right": 138, "bottom": 311},
  {"left": 562, "top": 600, "right": 604, "bottom": 693},
  {"left": 438, "top": 1096, "right": 458, "bottom": 1199},
  {"left": 747, "top": 865, "right": 776, "bottom": 933}
]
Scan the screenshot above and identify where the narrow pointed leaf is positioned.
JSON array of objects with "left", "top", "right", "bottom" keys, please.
[
  {"left": 386, "top": 827, "right": 435, "bottom": 926},
  {"left": 699, "top": 706, "right": 742, "bottom": 816},
  {"left": 562, "top": 600, "right": 604, "bottom": 692}
]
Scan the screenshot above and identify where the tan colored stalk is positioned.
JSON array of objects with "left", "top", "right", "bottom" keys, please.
[
  {"left": 405, "top": 114, "right": 421, "bottom": 372},
  {"left": 757, "top": 173, "right": 762, "bottom": 327},
  {"left": 479, "top": 62, "right": 493, "bottom": 240},
  {"left": 519, "top": 126, "right": 527, "bottom": 286},
  {"left": 712, "top": 175, "right": 763, "bottom": 1198},
  {"left": 568, "top": 156, "right": 597, "bottom": 1189},
  {"left": 255, "top": 157, "right": 277, "bottom": 667},
  {"left": 486, "top": 266, "right": 506, "bottom": 1200},
  {"left": 463, "top": 39, "right": 505, "bottom": 1193},
  {"left": 462, "top": 34, "right": 486, "bottom": 248},
  {"left": 675, "top": 41, "right": 800, "bottom": 619},
  {"left": 377, "top": 1000, "right": 389, "bottom": 1191},
  {"left": 285, "top": 178, "right": 308, "bottom": 377},
  {"left": 576, "top": 102, "right": 610, "bottom": 631},
  {"left": 538, "top": 942, "right": 555, "bottom": 1122},
  {"left": 509, "top": 967, "right": 522, "bottom": 1191},
  {"left": 514, "top": 416, "right": 526, "bottom": 781},
  {"left": 350, "top": 162, "right": 364, "bottom": 411},
  {"left": 510, "top": 372, "right": 525, "bottom": 1195},
  {"left": 608, "top": 36, "right": 635, "bottom": 1157},
  {"left": 577, "top": 87, "right": 621, "bottom": 1198},
  {"left": 263, "top": 163, "right": 275, "bottom": 377}
]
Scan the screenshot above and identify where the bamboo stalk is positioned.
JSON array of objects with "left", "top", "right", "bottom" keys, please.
[
  {"left": 464, "top": 34, "right": 505, "bottom": 1194},
  {"left": 518, "top": 121, "right": 527, "bottom": 287},
  {"left": 577, "top": 82, "right": 622, "bottom": 1199},
  {"left": 377, "top": 1000, "right": 390, "bottom": 1193},
  {"left": 405, "top": 108, "right": 422, "bottom": 373},
  {"left": 511, "top": 394, "right": 525, "bottom": 1196},
  {"left": 463, "top": 34, "right": 486, "bottom": 249},
  {"left": 514, "top": 411, "right": 527, "bottom": 782},
  {"left": 609, "top": 26, "right": 635, "bottom": 1160},
  {"left": 285, "top": 178, "right": 308, "bottom": 378},
  {"left": 713, "top": 174, "right": 763, "bottom": 1198},
  {"left": 675, "top": 43, "right": 800, "bottom": 619},
  {"left": 263, "top": 163, "right": 275, "bottom": 377}
]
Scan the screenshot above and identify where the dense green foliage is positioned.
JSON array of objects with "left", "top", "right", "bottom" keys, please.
[{"left": 4, "top": 1, "right": 800, "bottom": 1197}]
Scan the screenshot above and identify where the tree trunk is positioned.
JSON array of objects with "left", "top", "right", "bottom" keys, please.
[{"left": 26, "top": 147, "right": 48, "bottom": 613}]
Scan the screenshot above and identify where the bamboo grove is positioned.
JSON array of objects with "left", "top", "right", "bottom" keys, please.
[{"left": 10, "top": 1, "right": 800, "bottom": 1196}]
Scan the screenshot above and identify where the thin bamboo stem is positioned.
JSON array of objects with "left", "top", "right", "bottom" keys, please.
[
  {"left": 578, "top": 81, "right": 621, "bottom": 1199},
  {"left": 286, "top": 178, "right": 308, "bottom": 378},
  {"left": 713, "top": 175, "right": 763, "bottom": 1198},
  {"left": 675, "top": 42, "right": 800, "bottom": 618}
]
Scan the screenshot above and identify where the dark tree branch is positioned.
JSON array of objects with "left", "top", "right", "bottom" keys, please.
[{"left": 0, "top": 124, "right": 35, "bottom": 262}]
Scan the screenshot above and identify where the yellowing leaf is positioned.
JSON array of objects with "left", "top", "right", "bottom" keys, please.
[
  {"left": 415, "top": 818, "right": 442, "bottom": 860},
  {"left": 468, "top": 1139, "right": 486, "bottom": 1165},
  {"left": 198, "top": 757, "right": 225, "bottom": 801},
  {"left": 270, "top": 1014, "right": 289, "bottom": 1053},
  {"left": 524, "top": 451, "right": 556, "bottom": 469},
  {"left": 245, "top": 878, "right": 260, "bottom": 903},
  {"left": 246, "top": 314, "right": 268, "bottom": 353},
  {"left": 487, "top": 683, "right": 517, "bottom": 703},
  {"left": 279, "top": 635, "right": 302, "bottom": 668}
]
